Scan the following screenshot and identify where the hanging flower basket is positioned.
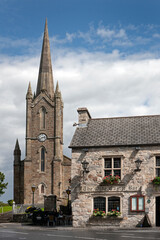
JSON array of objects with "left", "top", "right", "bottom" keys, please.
[
  {"left": 93, "top": 209, "right": 106, "bottom": 217},
  {"left": 107, "top": 209, "right": 121, "bottom": 217},
  {"left": 152, "top": 177, "right": 160, "bottom": 185},
  {"left": 103, "top": 175, "right": 120, "bottom": 185}
]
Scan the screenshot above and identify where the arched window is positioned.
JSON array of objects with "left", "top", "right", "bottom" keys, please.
[
  {"left": 94, "top": 197, "right": 106, "bottom": 211},
  {"left": 38, "top": 183, "right": 46, "bottom": 195},
  {"left": 41, "top": 147, "right": 45, "bottom": 172},
  {"left": 108, "top": 196, "right": 120, "bottom": 212},
  {"left": 40, "top": 107, "right": 46, "bottom": 129},
  {"left": 41, "top": 185, "right": 44, "bottom": 194}
]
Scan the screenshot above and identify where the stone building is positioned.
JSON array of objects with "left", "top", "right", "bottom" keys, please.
[
  {"left": 14, "top": 20, "right": 71, "bottom": 205},
  {"left": 70, "top": 107, "right": 160, "bottom": 227}
]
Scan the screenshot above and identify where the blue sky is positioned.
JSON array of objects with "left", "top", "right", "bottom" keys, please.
[
  {"left": 1, "top": 0, "right": 160, "bottom": 56},
  {"left": 1, "top": 0, "right": 160, "bottom": 202}
]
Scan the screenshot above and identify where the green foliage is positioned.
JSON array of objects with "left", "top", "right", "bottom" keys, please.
[
  {"left": 0, "top": 172, "right": 8, "bottom": 196},
  {"left": 107, "top": 209, "right": 121, "bottom": 217},
  {"left": 152, "top": 176, "right": 160, "bottom": 185},
  {"left": 93, "top": 208, "right": 106, "bottom": 217},
  {"left": 0, "top": 201, "right": 8, "bottom": 206},
  {"left": 7, "top": 199, "right": 13, "bottom": 206},
  {"left": 0, "top": 206, "right": 12, "bottom": 214}
]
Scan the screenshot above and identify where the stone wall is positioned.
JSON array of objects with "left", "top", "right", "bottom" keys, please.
[{"left": 71, "top": 146, "right": 160, "bottom": 227}]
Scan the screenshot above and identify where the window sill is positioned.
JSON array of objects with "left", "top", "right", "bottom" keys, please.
[
  {"left": 89, "top": 215, "right": 124, "bottom": 223},
  {"left": 100, "top": 181, "right": 125, "bottom": 186}
]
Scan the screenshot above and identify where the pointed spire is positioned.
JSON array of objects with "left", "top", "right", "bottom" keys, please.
[
  {"left": 26, "top": 82, "right": 33, "bottom": 99},
  {"left": 36, "top": 19, "right": 54, "bottom": 99},
  {"left": 15, "top": 139, "right": 20, "bottom": 151},
  {"left": 14, "top": 139, "right": 21, "bottom": 157},
  {"left": 55, "top": 81, "right": 60, "bottom": 93}
]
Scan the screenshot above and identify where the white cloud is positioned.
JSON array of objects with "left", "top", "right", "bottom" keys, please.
[
  {"left": 97, "top": 27, "right": 127, "bottom": 40},
  {"left": 97, "top": 28, "right": 115, "bottom": 39},
  {"left": 1, "top": 45, "right": 160, "bottom": 202},
  {"left": 116, "top": 29, "right": 127, "bottom": 39},
  {"left": 66, "top": 33, "right": 76, "bottom": 42}
]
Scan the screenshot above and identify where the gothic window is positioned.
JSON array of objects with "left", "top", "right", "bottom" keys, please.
[
  {"left": 94, "top": 197, "right": 106, "bottom": 211},
  {"left": 108, "top": 196, "right": 120, "bottom": 212},
  {"left": 41, "top": 147, "right": 45, "bottom": 172},
  {"left": 156, "top": 156, "right": 160, "bottom": 177},
  {"left": 40, "top": 107, "right": 46, "bottom": 129},
  {"left": 104, "top": 157, "right": 121, "bottom": 178},
  {"left": 38, "top": 183, "right": 45, "bottom": 195},
  {"left": 41, "top": 185, "right": 44, "bottom": 194},
  {"left": 130, "top": 195, "right": 145, "bottom": 212}
]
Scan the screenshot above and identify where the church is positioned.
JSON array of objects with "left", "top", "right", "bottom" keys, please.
[{"left": 13, "top": 20, "right": 71, "bottom": 206}]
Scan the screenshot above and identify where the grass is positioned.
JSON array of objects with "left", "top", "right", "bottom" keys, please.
[{"left": 0, "top": 205, "right": 12, "bottom": 214}]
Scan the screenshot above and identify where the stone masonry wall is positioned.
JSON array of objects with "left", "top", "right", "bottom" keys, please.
[{"left": 71, "top": 146, "right": 160, "bottom": 227}]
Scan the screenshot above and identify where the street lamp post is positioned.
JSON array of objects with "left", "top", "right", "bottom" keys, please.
[
  {"left": 31, "top": 184, "right": 36, "bottom": 206},
  {"left": 66, "top": 187, "right": 71, "bottom": 214}
]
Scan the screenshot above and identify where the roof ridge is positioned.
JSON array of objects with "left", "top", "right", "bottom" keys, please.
[{"left": 91, "top": 114, "right": 160, "bottom": 120}]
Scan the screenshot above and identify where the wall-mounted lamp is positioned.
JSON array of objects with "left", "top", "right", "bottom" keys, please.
[
  {"left": 135, "top": 158, "right": 142, "bottom": 171},
  {"left": 82, "top": 160, "right": 89, "bottom": 174},
  {"left": 83, "top": 148, "right": 88, "bottom": 153},
  {"left": 135, "top": 146, "right": 141, "bottom": 150}
]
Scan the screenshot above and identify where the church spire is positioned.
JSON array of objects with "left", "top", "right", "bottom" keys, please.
[
  {"left": 55, "top": 81, "right": 60, "bottom": 93},
  {"left": 26, "top": 82, "right": 33, "bottom": 99},
  {"left": 14, "top": 139, "right": 21, "bottom": 160},
  {"left": 36, "top": 19, "right": 54, "bottom": 99}
]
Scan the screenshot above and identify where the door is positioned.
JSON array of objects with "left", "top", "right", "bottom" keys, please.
[{"left": 156, "top": 197, "right": 160, "bottom": 226}]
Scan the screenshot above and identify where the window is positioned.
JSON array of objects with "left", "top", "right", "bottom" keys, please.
[
  {"left": 94, "top": 197, "right": 106, "bottom": 211},
  {"left": 130, "top": 195, "right": 145, "bottom": 212},
  {"left": 41, "top": 148, "right": 45, "bottom": 172},
  {"left": 108, "top": 196, "right": 120, "bottom": 212},
  {"left": 156, "top": 156, "right": 160, "bottom": 177},
  {"left": 104, "top": 157, "right": 121, "bottom": 178},
  {"left": 41, "top": 185, "right": 44, "bottom": 194},
  {"left": 39, "top": 183, "right": 45, "bottom": 195},
  {"left": 40, "top": 107, "right": 46, "bottom": 129}
]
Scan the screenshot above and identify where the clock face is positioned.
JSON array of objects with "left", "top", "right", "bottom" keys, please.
[{"left": 38, "top": 133, "right": 47, "bottom": 142}]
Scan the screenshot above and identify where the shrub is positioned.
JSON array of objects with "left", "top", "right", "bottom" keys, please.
[{"left": 7, "top": 199, "right": 14, "bottom": 206}]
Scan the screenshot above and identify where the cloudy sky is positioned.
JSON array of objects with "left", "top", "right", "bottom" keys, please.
[{"left": 1, "top": 0, "right": 160, "bottom": 202}]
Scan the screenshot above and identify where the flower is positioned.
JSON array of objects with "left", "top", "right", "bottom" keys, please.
[
  {"left": 107, "top": 209, "right": 121, "bottom": 217},
  {"left": 103, "top": 175, "right": 120, "bottom": 184},
  {"left": 152, "top": 176, "right": 160, "bottom": 185},
  {"left": 93, "top": 208, "right": 106, "bottom": 217}
]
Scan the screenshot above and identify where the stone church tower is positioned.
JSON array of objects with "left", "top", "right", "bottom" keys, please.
[{"left": 14, "top": 20, "right": 71, "bottom": 205}]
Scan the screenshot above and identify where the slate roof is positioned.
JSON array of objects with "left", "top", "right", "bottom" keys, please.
[{"left": 69, "top": 115, "right": 160, "bottom": 148}]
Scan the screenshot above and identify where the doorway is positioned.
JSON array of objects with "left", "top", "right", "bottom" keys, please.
[{"left": 156, "top": 197, "right": 160, "bottom": 226}]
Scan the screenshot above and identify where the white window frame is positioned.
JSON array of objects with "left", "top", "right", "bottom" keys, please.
[
  {"left": 155, "top": 156, "right": 160, "bottom": 177},
  {"left": 103, "top": 156, "right": 122, "bottom": 179},
  {"left": 92, "top": 195, "right": 122, "bottom": 214}
]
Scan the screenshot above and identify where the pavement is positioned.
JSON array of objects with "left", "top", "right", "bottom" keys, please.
[
  {"left": 0, "top": 222, "right": 160, "bottom": 231},
  {"left": 0, "top": 223, "right": 160, "bottom": 240}
]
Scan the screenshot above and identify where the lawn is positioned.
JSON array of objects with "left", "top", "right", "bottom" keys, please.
[{"left": 0, "top": 206, "right": 12, "bottom": 214}]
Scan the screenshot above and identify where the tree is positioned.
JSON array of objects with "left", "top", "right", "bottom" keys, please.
[{"left": 0, "top": 172, "right": 8, "bottom": 196}]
